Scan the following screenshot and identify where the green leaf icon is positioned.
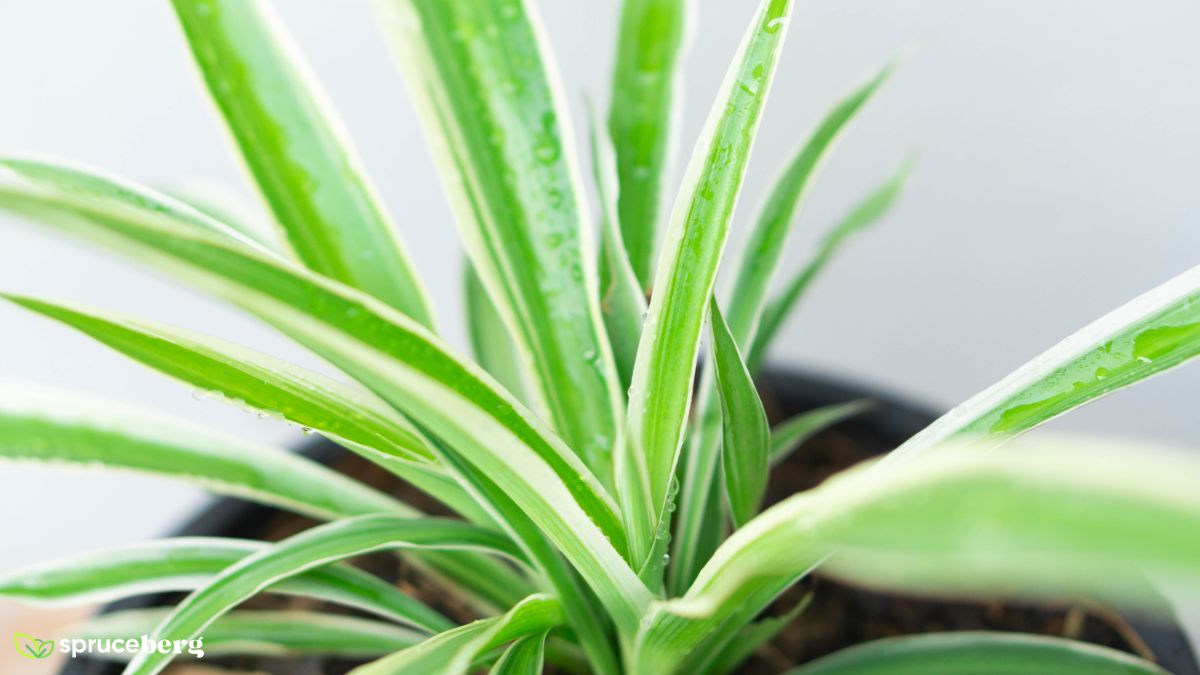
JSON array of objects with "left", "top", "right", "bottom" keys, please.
[{"left": 13, "top": 633, "right": 55, "bottom": 659}]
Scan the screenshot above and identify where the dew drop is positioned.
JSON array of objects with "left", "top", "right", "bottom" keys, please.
[
  {"left": 532, "top": 112, "right": 561, "bottom": 164},
  {"left": 655, "top": 519, "right": 670, "bottom": 539},
  {"left": 534, "top": 142, "right": 560, "bottom": 164}
]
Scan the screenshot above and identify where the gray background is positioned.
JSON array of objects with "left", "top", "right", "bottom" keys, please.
[{"left": 1, "top": 0, "right": 1198, "bottom": 639}]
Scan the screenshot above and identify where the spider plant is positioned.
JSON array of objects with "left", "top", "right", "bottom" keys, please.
[{"left": 2, "top": 0, "right": 1200, "bottom": 673}]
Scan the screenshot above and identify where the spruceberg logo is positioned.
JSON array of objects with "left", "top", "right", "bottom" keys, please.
[
  {"left": 13, "top": 633, "right": 55, "bottom": 660},
  {"left": 12, "top": 631, "right": 205, "bottom": 660}
]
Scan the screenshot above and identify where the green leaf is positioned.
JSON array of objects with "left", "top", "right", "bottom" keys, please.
[
  {"left": 170, "top": 0, "right": 435, "bottom": 327},
  {"left": 607, "top": 0, "right": 690, "bottom": 287},
  {"left": 748, "top": 160, "right": 911, "bottom": 370},
  {"left": 622, "top": 0, "right": 796, "bottom": 572},
  {"left": 5, "top": 294, "right": 434, "bottom": 464},
  {"left": 0, "top": 537, "right": 450, "bottom": 632},
  {"left": 350, "top": 594, "right": 563, "bottom": 675},
  {"left": 891, "top": 265, "right": 1200, "bottom": 461},
  {"left": 73, "top": 609, "right": 424, "bottom": 660},
  {"left": 770, "top": 400, "right": 871, "bottom": 466},
  {"left": 0, "top": 164, "right": 650, "bottom": 632},
  {"left": 699, "top": 593, "right": 811, "bottom": 675},
  {"left": 787, "top": 632, "right": 1167, "bottom": 675},
  {"left": 122, "top": 515, "right": 519, "bottom": 675},
  {"left": 589, "top": 101, "right": 647, "bottom": 392},
  {"left": 374, "top": 0, "right": 624, "bottom": 486},
  {"left": 164, "top": 180, "right": 277, "bottom": 250},
  {"left": 817, "top": 442, "right": 1200, "bottom": 606},
  {"left": 670, "top": 63, "right": 898, "bottom": 591},
  {"left": 724, "top": 61, "right": 896, "bottom": 356},
  {"left": 637, "top": 439, "right": 1200, "bottom": 673},
  {"left": 0, "top": 156, "right": 269, "bottom": 254},
  {"left": 465, "top": 263, "right": 529, "bottom": 403},
  {"left": 2, "top": 293, "right": 492, "bottom": 525},
  {"left": 431, "top": 448, "right": 621, "bottom": 675},
  {"left": 0, "top": 380, "right": 402, "bottom": 521},
  {"left": 668, "top": 395, "right": 726, "bottom": 594},
  {"left": 405, "top": 546, "right": 535, "bottom": 620},
  {"left": 708, "top": 299, "right": 769, "bottom": 526},
  {"left": 657, "top": 581, "right": 786, "bottom": 675},
  {"left": 489, "top": 631, "right": 549, "bottom": 675}
]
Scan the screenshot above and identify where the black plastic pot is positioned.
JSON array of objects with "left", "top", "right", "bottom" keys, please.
[{"left": 60, "top": 368, "right": 1198, "bottom": 674}]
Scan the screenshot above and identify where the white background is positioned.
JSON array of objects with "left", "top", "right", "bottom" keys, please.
[{"left": 1, "top": 0, "right": 1199, "bottom": 644}]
